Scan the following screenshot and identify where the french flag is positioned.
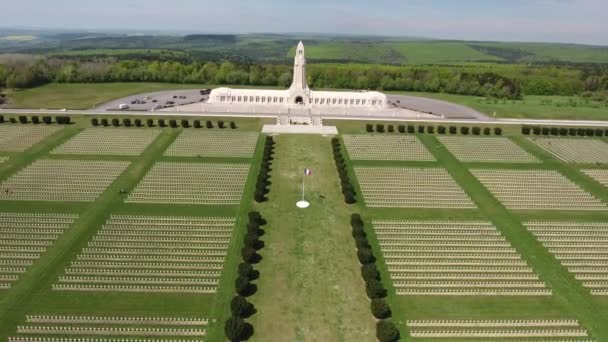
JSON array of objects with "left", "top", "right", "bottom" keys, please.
[{"left": 304, "top": 168, "right": 312, "bottom": 176}]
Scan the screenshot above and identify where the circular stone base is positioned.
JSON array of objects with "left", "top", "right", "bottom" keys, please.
[{"left": 296, "top": 201, "right": 310, "bottom": 209}]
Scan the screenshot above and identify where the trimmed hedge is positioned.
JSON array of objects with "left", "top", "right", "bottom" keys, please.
[
  {"left": 349, "top": 214, "right": 396, "bottom": 340},
  {"left": 254, "top": 136, "right": 275, "bottom": 202},
  {"left": 332, "top": 137, "right": 356, "bottom": 204}
]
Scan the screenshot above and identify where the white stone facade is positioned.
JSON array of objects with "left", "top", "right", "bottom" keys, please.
[{"left": 208, "top": 41, "right": 388, "bottom": 109}]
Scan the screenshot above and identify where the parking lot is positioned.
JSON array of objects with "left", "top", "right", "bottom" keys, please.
[{"left": 93, "top": 89, "right": 210, "bottom": 111}]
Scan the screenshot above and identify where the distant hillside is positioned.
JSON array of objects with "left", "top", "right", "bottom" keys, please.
[{"left": 1, "top": 31, "right": 607, "bottom": 65}]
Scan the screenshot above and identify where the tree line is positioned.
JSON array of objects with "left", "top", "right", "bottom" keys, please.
[{"left": 2, "top": 55, "right": 608, "bottom": 101}]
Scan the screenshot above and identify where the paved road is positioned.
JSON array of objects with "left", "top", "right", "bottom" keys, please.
[
  {"left": 2, "top": 108, "right": 608, "bottom": 128},
  {"left": 387, "top": 94, "right": 488, "bottom": 120}
]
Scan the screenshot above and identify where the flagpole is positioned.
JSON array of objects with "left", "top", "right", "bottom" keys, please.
[{"left": 301, "top": 172, "right": 306, "bottom": 201}]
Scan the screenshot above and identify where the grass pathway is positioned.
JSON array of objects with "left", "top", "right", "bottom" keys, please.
[
  {"left": 418, "top": 134, "right": 608, "bottom": 340},
  {"left": 250, "top": 135, "right": 375, "bottom": 342}
]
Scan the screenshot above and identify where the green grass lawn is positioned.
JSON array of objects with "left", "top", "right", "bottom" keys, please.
[
  {"left": 249, "top": 135, "right": 376, "bottom": 341},
  {"left": 396, "top": 91, "right": 608, "bottom": 120}
]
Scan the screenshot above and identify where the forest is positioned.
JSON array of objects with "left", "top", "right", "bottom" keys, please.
[{"left": 1, "top": 55, "right": 608, "bottom": 102}]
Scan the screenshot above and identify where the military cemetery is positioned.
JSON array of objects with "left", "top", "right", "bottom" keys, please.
[{"left": 0, "top": 34, "right": 607, "bottom": 342}]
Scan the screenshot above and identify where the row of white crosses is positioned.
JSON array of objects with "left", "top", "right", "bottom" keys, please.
[
  {"left": 0, "top": 126, "right": 62, "bottom": 152},
  {"left": 53, "top": 215, "right": 235, "bottom": 294},
  {"left": 407, "top": 319, "right": 592, "bottom": 339},
  {"left": 355, "top": 167, "right": 476, "bottom": 208},
  {"left": 165, "top": 130, "right": 259, "bottom": 158},
  {"left": 527, "top": 221, "right": 608, "bottom": 295},
  {"left": 472, "top": 169, "right": 606, "bottom": 210},
  {"left": 0, "top": 212, "right": 77, "bottom": 289},
  {"left": 342, "top": 135, "right": 435, "bottom": 161},
  {"left": 10, "top": 314, "right": 209, "bottom": 341},
  {"left": 438, "top": 136, "right": 540, "bottom": 163},
  {"left": 530, "top": 137, "right": 608, "bottom": 164},
  {"left": 374, "top": 220, "right": 550, "bottom": 296},
  {"left": 0, "top": 160, "right": 130, "bottom": 202},
  {"left": 52, "top": 128, "right": 162, "bottom": 156},
  {"left": 126, "top": 162, "right": 250, "bottom": 205}
]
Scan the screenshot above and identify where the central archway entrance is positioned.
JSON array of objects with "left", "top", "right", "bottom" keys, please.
[{"left": 295, "top": 96, "right": 304, "bottom": 104}]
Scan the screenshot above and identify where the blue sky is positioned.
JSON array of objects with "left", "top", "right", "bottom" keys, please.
[{"left": 2, "top": 0, "right": 607, "bottom": 45}]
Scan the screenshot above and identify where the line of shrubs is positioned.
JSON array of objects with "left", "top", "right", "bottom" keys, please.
[
  {"left": 522, "top": 126, "right": 607, "bottom": 137},
  {"left": 366, "top": 123, "right": 502, "bottom": 136},
  {"left": 332, "top": 137, "right": 357, "bottom": 204},
  {"left": 254, "top": 136, "right": 275, "bottom": 203},
  {"left": 225, "top": 211, "right": 266, "bottom": 342},
  {"left": 351, "top": 214, "right": 399, "bottom": 342},
  {"left": 91, "top": 117, "right": 237, "bottom": 129},
  {"left": 0, "top": 115, "right": 71, "bottom": 125}
]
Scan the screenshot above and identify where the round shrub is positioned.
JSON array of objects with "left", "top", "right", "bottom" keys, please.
[
  {"left": 231, "top": 295, "right": 254, "bottom": 317},
  {"left": 366, "top": 278, "right": 386, "bottom": 299},
  {"left": 235, "top": 276, "right": 251, "bottom": 296},
  {"left": 371, "top": 298, "right": 391, "bottom": 319},
  {"left": 361, "top": 263, "right": 380, "bottom": 281},
  {"left": 244, "top": 232, "right": 260, "bottom": 249},
  {"left": 352, "top": 226, "right": 366, "bottom": 239},
  {"left": 351, "top": 214, "right": 364, "bottom": 227},
  {"left": 376, "top": 320, "right": 399, "bottom": 342},
  {"left": 241, "top": 247, "right": 256, "bottom": 263},
  {"left": 224, "top": 316, "right": 246, "bottom": 341},
  {"left": 355, "top": 235, "right": 370, "bottom": 249},
  {"left": 357, "top": 248, "right": 374, "bottom": 264},
  {"left": 238, "top": 262, "right": 254, "bottom": 278}
]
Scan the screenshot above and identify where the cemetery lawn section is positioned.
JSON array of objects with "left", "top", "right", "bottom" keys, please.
[
  {"left": 335, "top": 121, "right": 608, "bottom": 341},
  {"left": 249, "top": 134, "right": 376, "bottom": 342},
  {"left": 0, "top": 118, "right": 266, "bottom": 341}
]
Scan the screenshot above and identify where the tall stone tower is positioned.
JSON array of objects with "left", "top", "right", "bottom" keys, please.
[{"left": 289, "top": 41, "right": 311, "bottom": 105}]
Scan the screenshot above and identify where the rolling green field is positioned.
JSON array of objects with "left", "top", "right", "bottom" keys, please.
[
  {"left": 6, "top": 33, "right": 606, "bottom": 64},
  {"left": 396, "top": 91, "right": 608, "bottom": 120},
  {"left": 292, "top": 41, "right": 503, "bottom": 64}
]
